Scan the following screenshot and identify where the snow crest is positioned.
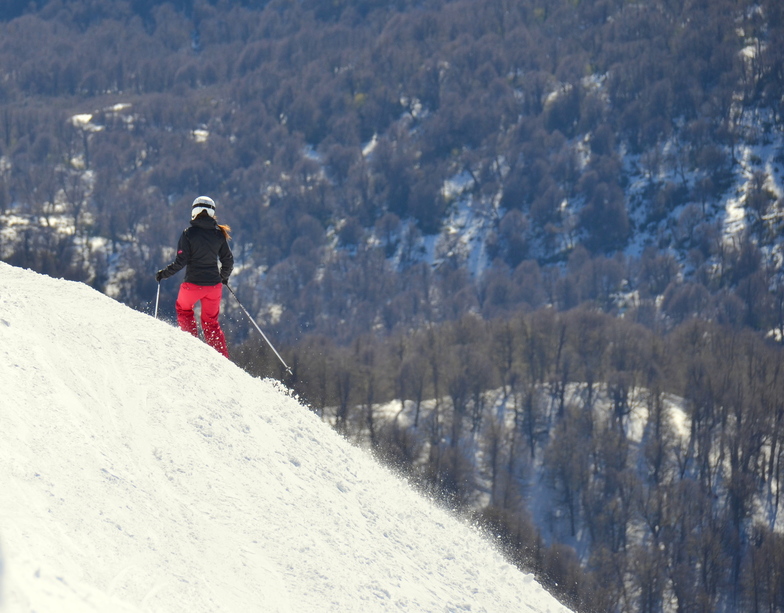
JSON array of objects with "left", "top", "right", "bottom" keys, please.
[{"left": 0, "top": 262, "right": 571, "bottom": 613}]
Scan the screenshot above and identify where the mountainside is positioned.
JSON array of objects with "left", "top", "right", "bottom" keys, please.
[
  {"left": 1, "top": 2, "right": 784, "bottom": 610},
  {"left": 0, "top": 261, "right": 572, "bottom": 612},
  {"left": 0, "top": 0, "right": 782, "bottom": 346}
]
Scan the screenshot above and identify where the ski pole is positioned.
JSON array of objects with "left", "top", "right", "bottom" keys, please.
[
  {"left": 226, "top": 284, "right": 292, "bottom": 376},
  {"left": 154, "top": 282, "right": 161, "bottom": 319}
]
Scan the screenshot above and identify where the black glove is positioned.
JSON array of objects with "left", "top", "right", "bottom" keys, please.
[
  {"left": 221, "top": 277, "right": 229, "bottom": 285},
  {"left": 155, "top": 270, "right": 165, "bottom": 283}
]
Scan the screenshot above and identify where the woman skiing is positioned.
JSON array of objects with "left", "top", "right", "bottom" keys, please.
[{"left": 156, "top": 196, "right": 234, "bottom": 358}]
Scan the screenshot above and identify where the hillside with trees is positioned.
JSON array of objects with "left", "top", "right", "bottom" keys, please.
[
  {"left": 261, "top": 309, "right": 784, "bottom": 612},
  {"left": 1, "top": 0, "right": 784, "bottom": 610}
]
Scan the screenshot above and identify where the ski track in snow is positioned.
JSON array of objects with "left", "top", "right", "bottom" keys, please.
[{"left": 0, "top": 262, "right": 571, "bottom": 613}]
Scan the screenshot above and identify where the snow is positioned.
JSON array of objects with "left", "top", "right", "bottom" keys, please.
[
  {"left": 426, "top": 172, "right": 500, "bottom": 277},
  {"left": 362, "top": 134, "right": 378, "bottom": 157},
  {"left": 0, "top": 262, "right": 572, "bottom": 613},
  {"left": 70, "top": 114, "right": 104, "bottom": 133},
  {"left": 191, "top": 129, "right": 209, "bottom": 143}
]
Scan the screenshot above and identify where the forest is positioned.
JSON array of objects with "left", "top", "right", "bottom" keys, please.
[
  {"left": 252, "top": 308, "right": 784, "bottom": 612},
  {"left": 1, "top": 0, "right": 784, "bottom": 610}
]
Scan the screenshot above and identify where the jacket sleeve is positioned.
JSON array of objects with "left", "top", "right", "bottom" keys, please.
[
  {"left": 219, "top": 238, "right": 234, "bottom": 283},
  {"left": 160, "top": 230, "right": 190, "bottom": 280}
]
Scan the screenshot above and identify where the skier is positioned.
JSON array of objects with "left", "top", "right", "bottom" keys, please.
[{"left": 156, "top": 196, "right": 234, "bottom": 358}]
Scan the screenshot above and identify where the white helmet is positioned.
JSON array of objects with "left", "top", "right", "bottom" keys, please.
[{"left": 191, "top": 196, "right": 216, "bottom": 219}]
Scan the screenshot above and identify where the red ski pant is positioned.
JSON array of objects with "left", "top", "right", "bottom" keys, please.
[{"left": 175, "top": 282, "right": 229, "bottom": 358}]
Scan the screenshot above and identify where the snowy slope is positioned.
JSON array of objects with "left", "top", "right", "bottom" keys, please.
[{"left": 0, "top": 262, "right": 571, "bottom": 613}]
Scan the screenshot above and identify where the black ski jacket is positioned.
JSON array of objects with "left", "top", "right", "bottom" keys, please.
[{"left": 159, "top": 216, "right": 234, "bottom": 286}]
